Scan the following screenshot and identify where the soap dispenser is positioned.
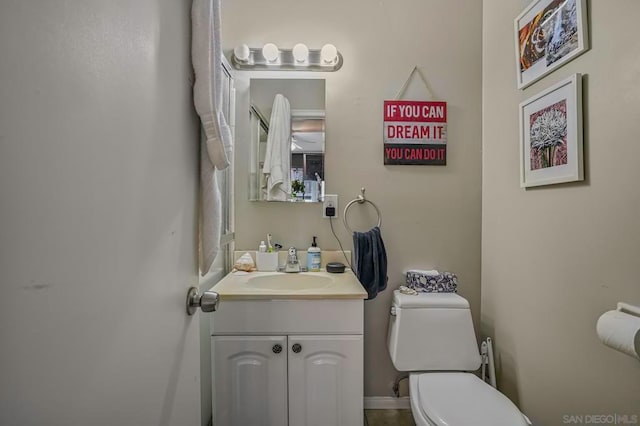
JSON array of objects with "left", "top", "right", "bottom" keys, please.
[{"left": 306, "top": 236, "right": 321, "bottom": 272}]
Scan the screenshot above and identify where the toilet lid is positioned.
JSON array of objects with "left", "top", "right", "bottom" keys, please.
[{"left": 413, "top": 373, "right": 528, "bottom": 426}]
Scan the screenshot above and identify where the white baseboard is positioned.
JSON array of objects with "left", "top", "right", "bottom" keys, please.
[{"left": 363, "top": 396, "right": 411, "bottom": 410}]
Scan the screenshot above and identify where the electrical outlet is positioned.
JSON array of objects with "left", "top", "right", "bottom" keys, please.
[{"left": 322, "top": 194, "right": 338, "bottom": 218}]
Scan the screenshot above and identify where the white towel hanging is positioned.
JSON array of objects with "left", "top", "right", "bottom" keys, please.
[{"left": 191, "top": 0, "right": 233, "bottom": 275}]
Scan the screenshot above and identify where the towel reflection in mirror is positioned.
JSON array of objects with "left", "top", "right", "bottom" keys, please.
[{"left": 262, "top": 94, "right": 291, "bottom": 201}]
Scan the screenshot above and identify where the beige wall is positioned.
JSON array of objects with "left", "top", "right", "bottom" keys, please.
[
  {"left": 482, "top": 0, "right": 640, "bottom": 423},
  {"left": 223, "top": 0, "right": 483, "bottom": 396}
]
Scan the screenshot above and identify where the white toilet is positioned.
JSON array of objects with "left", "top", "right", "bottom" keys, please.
[{"left": 387, "top": 290, "right": 529, "bottom": 426}]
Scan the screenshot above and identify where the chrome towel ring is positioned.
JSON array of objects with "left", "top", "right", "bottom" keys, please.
[{"left": 343, "top": 188, "right": 382, "bottom": 233}]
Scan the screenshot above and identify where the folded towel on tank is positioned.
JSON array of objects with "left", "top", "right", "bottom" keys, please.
[{"left": 406, "top": 270, "right": 458, "bottom": 293}]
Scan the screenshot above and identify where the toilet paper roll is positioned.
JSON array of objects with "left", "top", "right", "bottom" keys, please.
[{"left": 596, "top": 309, "right": 640, "bottom": 360}]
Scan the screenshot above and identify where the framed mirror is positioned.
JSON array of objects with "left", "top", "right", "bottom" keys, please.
[{"left": 248, "top": 79, "right": 325, "bottom": 202}]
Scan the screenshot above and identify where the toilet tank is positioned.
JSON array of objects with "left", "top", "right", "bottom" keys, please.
[{"left": 387, "top": 291, "right": 481, "bottom": 371}]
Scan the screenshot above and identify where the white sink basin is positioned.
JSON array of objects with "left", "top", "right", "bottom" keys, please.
[{"left": 246, "top": 274, "right": 334, "bottom": 291}]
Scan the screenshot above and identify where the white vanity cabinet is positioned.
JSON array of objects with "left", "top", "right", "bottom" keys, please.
[
  {"left": 211, "top": 298, "right": 364, "bottom": 426},
  {"left": 287, "top": 334, "right": 363, "bottom": 426},
  {"left": 213, "top": 335, "right": 289, "bottom": 426}
]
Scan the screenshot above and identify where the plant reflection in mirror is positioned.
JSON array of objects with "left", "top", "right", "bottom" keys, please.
[{"left": 291, "top": 179, "right": 305, "bottom": 200}]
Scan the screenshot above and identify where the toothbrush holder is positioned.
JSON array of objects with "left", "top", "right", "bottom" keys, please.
[{"left": 256, "top": 252, "right": 279, "bottom": 272}]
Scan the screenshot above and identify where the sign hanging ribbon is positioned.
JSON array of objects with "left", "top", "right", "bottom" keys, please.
[{"left": 394, "top": 66, "right": 436, "bottom": 100}]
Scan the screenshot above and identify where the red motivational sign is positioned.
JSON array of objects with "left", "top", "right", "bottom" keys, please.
[{"left": 383, "top": 100, "right": 447, "bottom": 165}]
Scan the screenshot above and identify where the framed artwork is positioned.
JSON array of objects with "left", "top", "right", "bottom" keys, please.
[
  {"left": 519, "top": 73, "right": 583, "bottom": 188},
  {"left": 515, "top": 0, "right": 589, "bottom": 89}
]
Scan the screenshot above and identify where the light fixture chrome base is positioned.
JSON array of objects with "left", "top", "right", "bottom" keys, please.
[{"left": 231, "top": 48, "right": 343, "bottom": 72}]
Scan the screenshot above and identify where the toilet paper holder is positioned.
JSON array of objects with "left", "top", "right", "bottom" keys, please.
[
  {"left": 597, "top": 301, "right": 640, "bottom": 361},
  {"left": 616, "top": 302, "right": 640, "bottom": 317}
]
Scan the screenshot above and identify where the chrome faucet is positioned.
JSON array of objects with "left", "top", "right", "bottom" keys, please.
[{"left": 285, "top": 247, "right": 301, "bottom": 273}]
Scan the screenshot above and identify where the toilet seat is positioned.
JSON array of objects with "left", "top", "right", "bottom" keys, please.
[{"left": 409, "top": 372, "right": 529, "bottom": 426}]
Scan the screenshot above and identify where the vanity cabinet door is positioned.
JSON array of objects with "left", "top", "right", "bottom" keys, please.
[
  {"left": 213, "top": 336, "right": 288, "bottom": 426},
  {"left": 288, "top": 335, "right": 364, "bottom": 426}
]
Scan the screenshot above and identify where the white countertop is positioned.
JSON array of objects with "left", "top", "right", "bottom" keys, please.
[{"left": 211, "top": 269, "right": 367, "bottom": 300}]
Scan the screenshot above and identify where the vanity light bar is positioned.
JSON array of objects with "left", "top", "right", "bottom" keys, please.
[{"left": 231, "top": 44, "right": 343, "bottom": 72}]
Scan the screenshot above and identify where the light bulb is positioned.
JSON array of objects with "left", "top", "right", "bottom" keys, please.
[
  {"left": 262, "top": 43, "right": 279, "bottom": 63},
  {"left": 233, "top": 44, "right": 250, "bottom": 62},
  {"left": 292, "top": 43, "right": 309, "bottom": 63},
  {"left": 320, "top": 44, "right": 338, "bottom": 64}
]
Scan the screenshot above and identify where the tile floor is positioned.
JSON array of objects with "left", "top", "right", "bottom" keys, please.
[{"left": 364, "top": 409, "right": 416, "bottom": 426}]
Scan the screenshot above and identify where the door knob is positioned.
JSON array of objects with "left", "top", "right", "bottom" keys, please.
[{"left": 186, "top": 287, "right": 220, "bottom": 315}]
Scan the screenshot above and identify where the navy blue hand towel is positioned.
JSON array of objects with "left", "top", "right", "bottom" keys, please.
[{"left": 352, "top": 226, "right": 388, "bottom": 300}]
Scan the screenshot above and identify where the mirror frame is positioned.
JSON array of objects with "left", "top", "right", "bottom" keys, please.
[{"left": 248, "top": 78, "right": 326, "bottom": 203}]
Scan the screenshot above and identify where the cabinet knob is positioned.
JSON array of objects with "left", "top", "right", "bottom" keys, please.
[
  {"left": 292, "top": 343, "right": 302, "bottom": 353},
  {"left": 272, "top": 344, "right": 283, "bottom": 354}
]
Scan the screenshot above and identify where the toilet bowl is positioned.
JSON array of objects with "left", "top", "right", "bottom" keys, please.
[{"left": 387, "top": 291, "right": 529, "bottom": 426}]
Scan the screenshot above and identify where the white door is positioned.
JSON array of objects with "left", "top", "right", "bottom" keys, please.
[
  {"left": 0, "top": 1, "right": 202, "bottom": 425},
  {"left": 213, "top": 336, "right": 288, "bottom": 426},
  {"left": 288, "top": 335, "right": 364, "bottom": 426}
]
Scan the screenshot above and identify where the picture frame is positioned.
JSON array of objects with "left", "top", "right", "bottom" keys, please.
[
  {"left": 519, "top": 73, "right": 583, "bottom": 188},
  {"left": 514, "top": 0, "right": 589, "bottom": 89}
]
